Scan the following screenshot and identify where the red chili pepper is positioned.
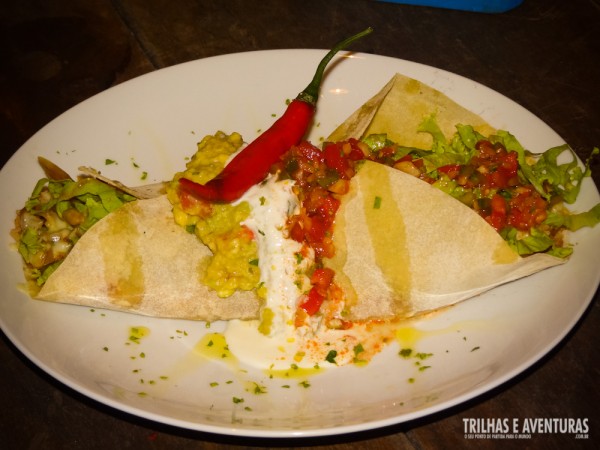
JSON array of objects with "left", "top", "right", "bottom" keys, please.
[{"left": 179, "top": 27, "right": 373, "bottom": 203}]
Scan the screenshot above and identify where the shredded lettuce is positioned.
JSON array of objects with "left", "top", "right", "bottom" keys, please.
[
  {"left": 361, "top": 133, "right": 391, "bottom": 152},
  {"left": 545, "top": 204, "right": 600, "bottom": 231},
  {"left": 18, "top": 227, "right": 43, "bottom": 263},
  {"left": 501, "top": 227, "right": 573, "bottom": 258},
  {"left": 417, "top": 117, "right": 480, "bottom": 170},
  {"left": 492, "top": 135, "right": 597, "bottom": 204}
]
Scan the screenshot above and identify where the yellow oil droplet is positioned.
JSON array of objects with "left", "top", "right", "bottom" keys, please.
[
  {"left": 244, "top": 381, "right": 268, "bottom": 395},
  {"left": 100, "top": 204, "right": 145, "bottom": 307},
  {"left": 194, "top": 332, "right": 236, "bottom": 362},
  {"left": 493, "top": 240, "right": 519, "bottom": 264},
  {"left": 395, "top": 326, "right": 426, "bottom": 348},
  {"left": 266, "top": 364, "right": 323, "bottom": 379},
  {"left": 396, "top": 320, "right": 486, "bottom": 349},
  {"left": 128, "top": 326, "right": 150, "bottom": 343}
]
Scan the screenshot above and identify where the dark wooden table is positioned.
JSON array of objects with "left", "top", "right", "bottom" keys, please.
[{"left": 1, "top": 1, "right": 598, "bottom": 449}]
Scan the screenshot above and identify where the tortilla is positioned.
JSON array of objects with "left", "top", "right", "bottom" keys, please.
[
  {"left": 324, "top": 73, "right": 564, "bottom": 320},
  {"left": 325, "top": 161, "right": 564, "bottom": 320},
  {"left": 328, "top": 73, "right": 496, "bottom": 147},
  {"left": 36, "top": 195, "right": 260, "bottom": 321}
]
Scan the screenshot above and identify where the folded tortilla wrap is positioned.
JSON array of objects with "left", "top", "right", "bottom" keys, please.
[
  {"left": 325, "top": 161, "right": 564, "bottom": 320},
  {"left": 324, "top": 73, "right": 564, "bottom": 320},
  {"left": 36, "top": 195, "right": 260, "bottom": 321},
  {"left": 33, "top": 73, "right": 564, "bottom": 322}
]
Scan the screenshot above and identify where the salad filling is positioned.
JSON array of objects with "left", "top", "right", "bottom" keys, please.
[
  {"left": 12, "top": 176, "right": 136, "bottom": 294},
  {"left": 361, "top": 122, "right": 600, "bottom": 258}
]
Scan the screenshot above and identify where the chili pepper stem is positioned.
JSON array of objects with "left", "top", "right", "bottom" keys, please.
[{"left": 297, "top": 27, "right": 373, "bottom": 106}]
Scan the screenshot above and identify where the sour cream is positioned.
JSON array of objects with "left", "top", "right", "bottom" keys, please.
[{"left": 225, "top": 175, "right": 313, "bottom": 369}]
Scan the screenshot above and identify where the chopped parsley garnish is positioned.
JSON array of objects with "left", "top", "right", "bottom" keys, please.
[
  {"left": 325, "top": 350, "right": 338, "bottom": 364},
  {"left": 399, "top": 348, "right": 413, "bottom": 358},
  {"left": 353, "top": 343, "right": 365, "bottom": 356},
  {"left": 353, "top": 343, "right": 367, "bottom": 364},
  {"left": 373, "top": 195, "right": 382, "bottom": 209},
  {"left": 250, "top": 382, "right": 267, "bottom": 395}
]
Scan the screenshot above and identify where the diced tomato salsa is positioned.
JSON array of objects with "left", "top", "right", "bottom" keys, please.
[
  {"left": 278, "top": 139, "right": 368, "bottom": 322},
  {"left": 370, "top": 139, "right": 549, "bottom": 233}
]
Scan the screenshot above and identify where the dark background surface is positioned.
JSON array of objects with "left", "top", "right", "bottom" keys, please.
[{"left": 1, "top": 1, "right": 598, "bottom": 449}]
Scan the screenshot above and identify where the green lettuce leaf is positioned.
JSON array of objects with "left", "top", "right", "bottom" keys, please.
[
  {"left": 496, "top": 132, "right": 597, "bottom": 204},
  {"left": 501, "top": 226, "right": 572, "bottom": 258},
  {"left": 416, "top": 118, "right": 479, "bottom": 171},
  {"left": 18, "top": 227, "right": 43, "bottom": 263},
  {"left": 545, "top": 203, "right": 600, "bottom": 231},
  {"left": 361, "top": 133, "right": 391, "bottom": 152}
]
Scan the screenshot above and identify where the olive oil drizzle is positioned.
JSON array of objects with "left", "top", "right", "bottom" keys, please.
[
  {"left": 99, "top": 203, "right": 145, "bottom": 306},
  {"left": 329, "top": 188, "right": 359, "bottom": 310},
  {"left": 360, "top": 163, "right": 412, "bottom": 314}
]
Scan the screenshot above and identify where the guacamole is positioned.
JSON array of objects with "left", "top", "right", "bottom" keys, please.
[{"left": 166, "top": 131, "right": 261, "bottom": 298}]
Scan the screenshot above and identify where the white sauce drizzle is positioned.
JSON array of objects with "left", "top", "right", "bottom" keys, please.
[{"left": 225, "top": 175, "right": 314, "bottom": 369}]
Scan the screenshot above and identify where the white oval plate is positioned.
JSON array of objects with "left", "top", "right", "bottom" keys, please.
[{"left": 1, "top": 50, "right": 599, "bottom": 438}]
